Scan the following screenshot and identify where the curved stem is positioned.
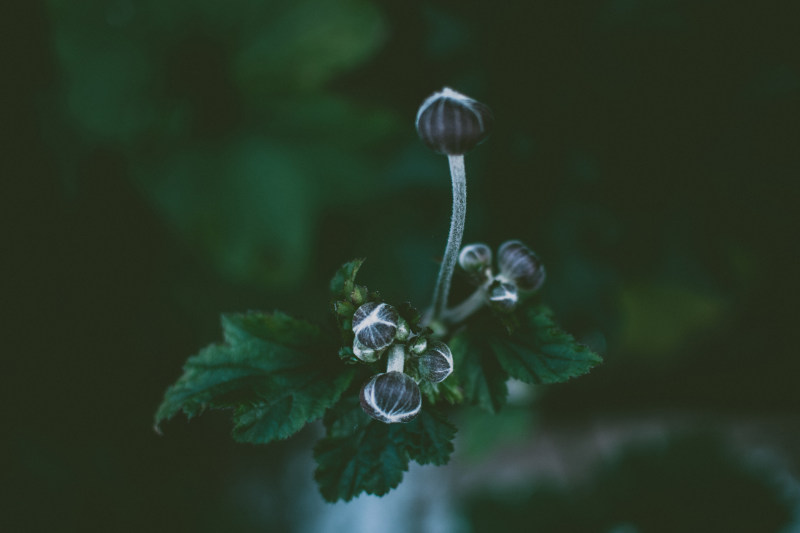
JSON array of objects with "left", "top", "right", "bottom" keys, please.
[
  {"left": 441, "top": 287, "right": 487, "bottom": 325},
  {"left": 431, "top": 155, "right": 467, "bottom": 321},
  {"left": 386, "top": 344, "right": 406, "bottom": 373}
]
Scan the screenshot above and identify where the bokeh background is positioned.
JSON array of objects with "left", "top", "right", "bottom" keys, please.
[{"left": 6, "top": 0, "right": 799, "bottom": 531}]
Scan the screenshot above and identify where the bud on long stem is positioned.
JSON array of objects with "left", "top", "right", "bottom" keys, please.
[{"left": 415, "top": 88, "right": 492, "bottom": 325}]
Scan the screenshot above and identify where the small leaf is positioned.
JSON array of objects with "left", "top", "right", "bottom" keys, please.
[
  {"left": 491, "top": 305, "right": 602, "bottom": 385},
  {"left": 314, "top": 397, "right": 457, "bottom": 502},
  {"left": 330, "top": 258, "right": 365, "bottom": 300},
  {"left": 404, "top": 408, "right": 457, "bottom": 466},
  {"left": 155, "top": 311, "right": 353, "bottom": 444}
]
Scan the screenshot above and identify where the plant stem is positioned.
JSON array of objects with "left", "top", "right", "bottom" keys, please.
[
  {"left": 386, "top": 344, "right": 406, "bottom": 373},
  {"left": 441, "top": 286, "right": 487, "bottom": 325},
  {"left": 431, "top": 154, "right": 467, "bottom": 321}
]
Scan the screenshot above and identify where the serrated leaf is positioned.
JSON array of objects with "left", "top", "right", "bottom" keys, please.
[
  {"left": 230, "top": 364, "right": 355, "bottom": 443},
  {"left": 450, "top": 333, "right": 509, "bottom": 413},
  {"left": 155, "top": 311, "right": 353, "bottom": 444},
  {"left": 404, "top": 408, "right": 457, "bottom": 466},
  {"left": 330, "top": 258, "right": 365, "bottom": 300},
  {"left": 314, "top": 421, "right": 408, "bottom": 502},
  {"left": 314, "top": 397, "right": 456, "bottom": 502},
  {"left": 450, "top": 304, "right": 601, "bottom": 411},
  {"left": 490, "top": 305, "right": 602, "bottom": 385},
  {"left": 222, "top": 311, "right": 323, "bottom": 350}
]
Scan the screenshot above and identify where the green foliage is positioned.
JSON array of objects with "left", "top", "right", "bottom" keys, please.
[
  {"left": 314, "top": 397, "right": 457, "bottom": 502},
  {"left": 155, "top": 260, "right": 597, "bottom": 501},
  {"left": 155, "top": 311, "right": 353, "bottom": 444},
  {"left": 452, "top": 304, "right": 602, "bottom": 411},
  {"left": 450, "top": 333, "right": 509, "bottom": 413},
  {"left": 330, "top": 258, "right": 365, "bottom": 301},
  {"left": 418, "top": 377, "right": 464, "bottom": 406},
  {"left": 492, "top": 305, "right": 603, "bottom": 384}
]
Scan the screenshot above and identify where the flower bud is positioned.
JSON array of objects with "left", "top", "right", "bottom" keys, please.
[
  {"left": 415, "top": 87, "right": 493, "bottom": 155},
  {"left": 395, "top": 317, "right": 410, "bottom": 342},
  {"left": 333, "top": 300, "right": 355, "bottom": 318},
  {"left": 352, "top": 302, "right": 399, "bottom": 351},
  {"left": 487, "top": 279, "right": 518, "bottom": 313},
  {"left": 458, "top": 243, "right": 492, "bottom": 273},
  {"left": 352, "top": 337, "right": 380, "bottom": 363},
  {"left": 497, "top": 240, "right": 546, "bottom": 291},
  {"left": 418, "top": 341, "right": 454, "bottom": 383},
  {"left": 409, "top": 336, "right": 428, "bottom": 355},
  {"left": 351, "top": 285, "right": 369, "bottom": 306},
  {"left": 360, "top": 371, "right": 422, "bottom": 423}
]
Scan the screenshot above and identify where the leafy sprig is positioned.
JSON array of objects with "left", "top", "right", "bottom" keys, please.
[
  {"left": 314, "top": 396, "right": 456, "bottom": 501},
  {"left": 155, "top": 257, "right": 601, "bottom": 501}
]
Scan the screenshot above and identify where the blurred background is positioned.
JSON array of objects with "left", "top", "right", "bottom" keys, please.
[{"left": 5, "top": 0, "right": 799, "bottom": 531}]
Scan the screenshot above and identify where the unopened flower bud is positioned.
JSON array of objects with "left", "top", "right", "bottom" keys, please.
[
  {"left": 415, "top": 87, "right": 493, "bottom": 155},
  {"left": 334, "top": 300, "right": 355, "bottom": 317},
  {"left": 458, "top": 243, "right": 492, "bottom": 273},
  {"left": 418, "top": 341, "right": 454, "bottom": 383},
  {"left": 352, "top": 337, "right": 380, "bottom": 363},
  {"left": 497, "top": 240, "right": 546, "bottom": 291},
  {"left": 409, "top": 336, "right": 428, "bottom": 355},
  {"left": 395, "top": 317, "right": 410, "bottom": 342},
  {"left": 360, "top": 371, "right": 422, "bottom": 423},
  {"left": 352, "top": 302, "right": 399, "bottom": 351},
  {"left": 487, "top": 279, "right": 518, "bottom": 313},
  {"left": 351, "top": 285, "right": 369, "bottom": 306}
]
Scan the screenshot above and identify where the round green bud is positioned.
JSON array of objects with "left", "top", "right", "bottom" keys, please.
[
  {"left": 395, "top": 317, "right": 410, "bottom": 342},
  {"left": 409, "top": 336, "right": 428, "bottom": 355}
]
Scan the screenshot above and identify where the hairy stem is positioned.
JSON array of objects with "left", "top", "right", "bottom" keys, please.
[
  {"left": 431, "top": 154, "right": 467, "bottom": 321},
  {"left": 386, "top": 344, "right": 406, "bottom": 373}
]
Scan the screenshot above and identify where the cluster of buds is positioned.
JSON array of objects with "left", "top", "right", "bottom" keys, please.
[
  {"left": 349, "top": 302, "right": 453, "bottom": 423},
  {"left": 457, "top": 240, "right": 546, "bottom": 315}
]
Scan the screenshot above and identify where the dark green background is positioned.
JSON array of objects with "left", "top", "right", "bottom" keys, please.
[{"left": 6, "top": 0, "right": 799, "bottom": 531}]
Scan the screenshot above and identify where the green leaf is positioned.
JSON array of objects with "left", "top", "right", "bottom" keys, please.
[
  {"left": 222, "top": 311, "right": 323, "bottom": 351},
  {"left": 450, "top": 304, "right": 602, "bottom": 411},
  {"left": 330, "top": 258, "right": 365, "bottom": 300},
  {"left": 450, "top": 332, "right": 509, "bottom": 413},
  {"left": 419, "top": 377, "right": 464, "bottom": 406},
  {"left": 491, "top": 305, "right": 603, "bottom": 385},
  {"left": 314, "top": 419, "right": 408, "bottom": 502},
  {"left": 313, "top": 398, "right": 456, "bottom": 502},
  {"left": 404, "top": 408, "right": 457, "bottom": 466},
  {"left": 155, "top": 311, "right": 353, "bottom": 444},
  {"left": 230, "top": 363, "right": 355, "bottom": 444}
]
